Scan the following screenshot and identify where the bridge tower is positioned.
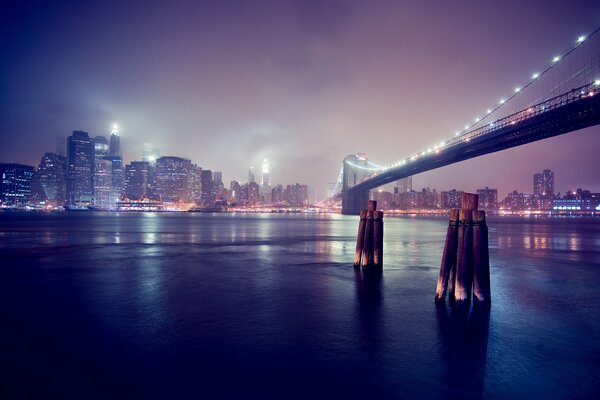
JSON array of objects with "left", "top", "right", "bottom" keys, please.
[{"left": 342, "top": 154, "right": 371, "bottom": 215}]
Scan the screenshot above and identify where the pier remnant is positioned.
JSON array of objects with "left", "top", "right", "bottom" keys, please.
[
  {"left": 354, "top": 200, "right": 384, "bottom": 270},
  {"left": 435, "top": 193, "right": 491, "bottom": 307}
]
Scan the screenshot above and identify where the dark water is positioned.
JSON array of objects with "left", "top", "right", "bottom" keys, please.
[{"left": 1, "top": 213, "right": 599, "bottom": 399}]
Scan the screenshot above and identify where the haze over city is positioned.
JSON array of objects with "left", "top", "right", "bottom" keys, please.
[{"left": 2, "top": 0, "right": 600, "bottom": 197}]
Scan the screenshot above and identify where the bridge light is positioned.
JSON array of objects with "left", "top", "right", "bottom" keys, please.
[
  {"left": 464, "top": 124, "right": 469, "bottom": 130},
  {"left": 487, "top": 109, "right": 492, "bottom": 114},
  {"left": 577, "top": 35, "right": 586, "bottom": 43},
  {"left": 552, "top": 56, "right": 560, "bottom": 63},
  {"left": 440, "top": 141, "right": 445, "bottom": 147},
  {"left": 532, "top": 73, "right": 540, "bottom": 79},
  {"left": 514, "top": 87, "right": 521, "bottom": 93},
  {"left": 475, "top": 117, "right": 480, "bottom": 122},
  {"left": 594, "top": 79, "right": 600, "bottom": 86},
  {"left": 499, "top": 99, "right": 505, "bottom": 104},
  {"left": 455, "top": 131, "right": 460, "bottom": 136}
]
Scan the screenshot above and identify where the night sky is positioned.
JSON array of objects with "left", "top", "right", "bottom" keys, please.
[{"left": 1, "top": 0, "right": 600, "bottom": 198}]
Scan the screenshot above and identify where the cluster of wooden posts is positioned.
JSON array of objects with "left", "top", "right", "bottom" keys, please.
[
  {"left": 354, "top": 200, "right": 384, "bottom": 270},
  {"left": 435, "top": 193, "right": 491, "bottom": 307}
]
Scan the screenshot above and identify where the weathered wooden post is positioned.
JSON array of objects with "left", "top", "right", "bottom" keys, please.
[
  {"left": 435, "top": 208, "right": 459, "bottom": 302},
  {"left": 373, "top": 210, "right": 384, "bottom": 269},
  {"left": 354, "top": 210, "right": 367, "bottom": 268},
  {"left": 454, "top": 193, "right": 478, "bottom": 306},
  {"left": 361, "top": 209, "right": 375, "bottom": 268},
  {"left": 472, "top": 210, "right": 491, "bottom": 307}
]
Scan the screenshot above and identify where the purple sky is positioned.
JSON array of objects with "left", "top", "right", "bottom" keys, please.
[{"left": 1, "top": 0, "right": 600, "bottom": 198}]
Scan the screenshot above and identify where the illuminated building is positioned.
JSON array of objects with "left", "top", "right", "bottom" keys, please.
[
  {"left": 125, "top": 161, "right": 150, "bottom": 198},
  {"left": 0, "top": 163, "right": 35, "bottom": 207},
  {"left": 533, "top": 169, "right": 554, "bottom": 197},
  {"left": 109, "top": 125, "right": 120, "bottom": 157},
  {"left": 476, "top": 187, "right": 498, "bottom": 210},
  {"left": 155, "top": 156, "right": 192, "bottom": 203},
  {"left": 66, "top": 130, "right": 94, "bottom": 206},
  {"left": 200, "top": 170, "right": 214, "bottom": 206},
  {"left": 93, "top": 158, "right": 114, "bottom": 210},
  {"left": 395, "top": 176, "right": 412, "bottom": 193},
  {"left": 248, "top": 167, "right": 255, "bottom": 184},
  {"left": 94, "top": 136, "right": 109, "bottom": 158},
  {"left": 34, "top": 153, "right": 67, "bottom": 207},
  {"left": 142, "top": 143, "right": 160, "bottom": 167}
]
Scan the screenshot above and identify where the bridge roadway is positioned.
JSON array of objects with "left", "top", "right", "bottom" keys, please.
[{"left": 341, "top": 83, "right": 600, "bottom": 214}]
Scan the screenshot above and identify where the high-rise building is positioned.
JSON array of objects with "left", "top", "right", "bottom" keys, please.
[
  {"left": 248, "top": 167, "right": 256, "bottom": 184},
  {"left": 66, "top": 130, "right": 95, "bottom": 206},
  {"left": 142, "top": 143, "right": 160, "bottom": 167},
  {"left": 94, "top": 136, "right": 109, "bottom": 158},
  {"left": 261, "top": 159, "right": 270, "bottom": 186},
  {"left": 247, "top": 182, "right": 260, "bottom": 205},
  {"left": 109, "top": 125, "right": 121, "bottom": 157},
  {"left": 155, "top": 156, "right": 192, "bottom": 203},
  {"left": 440, "top": 189, "right": 463, "bottom": 209},
  {"left": 533, "top": 169, "right": 554, "bottom": 197},
  {"left": 34, "top": 153, "right": 67, "bottom": 207},
  {"left": 0, "top": 163, "right": 35, "bottom": 207},
  {"left": 396, "top": 176, "right": 412, "bottom": 193},
  {"left": 271, "top": 184, "right": 283, "bottom": 203},
  {"left": 200, "top": 170, "right": 214, "bottom": 206},
  {"left": 104, "top": 156, "right": 124, "bottom": 201},
  {"left": 124, "top": 161, "right": 150, "bottom": 198},
  {"left": 285, "top": 183, "right": 309, "bottom": 206},
  {"left": 476, "top": 187, "right": 498, "bottom": 210},
  {"left": 188, "top": 164, "right": 202, "bottom": 204},
  {"left": 230, "top": 180, "right": 242, "bottom": 203},
  {"left": 213, "top": 171, "right": 224, "bottom": 190},
  {"left": 93, "top": 158, "right": 114, "bottom": 210}
]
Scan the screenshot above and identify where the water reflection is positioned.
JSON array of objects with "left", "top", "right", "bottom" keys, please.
[
  {"left": 354, "top": 268, "right": 383, "bottom": 349},
  {"left": 436, "top": 303, "right": 490, "bottom": 398}
]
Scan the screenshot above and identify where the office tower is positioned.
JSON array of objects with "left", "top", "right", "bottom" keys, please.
[
  {"left": 188, "top": 164, "right": 202, "bottom": 204},
  {"left": 533, "top": 169, "right": 554, "bottom": 197},
  {"left": 396, "top": 176, "right": 412, "bottom": 193},
  {"left": 93, "top": 158, "right": 114, "bottom": 209},
  {"left": 94, "top": 136, "right": 109, "bottom": 158},
  {"left": 155, "top": 156, "right": 192, "bottom": 203},
  {"left": 476, "top": 187, "right": 498, "bottom": 210},
  {"left": 0, "top": 163, "right": 35, "bottom": 207},
  {"left": 34, "top": 153, "right": 67, "bottom": 207},
  {"left": 247, "top": 181, "right": 259, "bottom": 205},
  {"left": 109, "top": 125, "right": 120, "bottom": 157},
  {"left": 200, "top": 170, "right": 214, "bottom": 206},
  {"left": 285, "top": 183, "right": 309, "bottom": 206},
  {"left": 124, "top": 161, "right": 150, "bottom": 198},
  {"left": 142, "top": 143, "right": 160, "bottom": 167},
  {"left": 213, "top": 171, "right": 224, "bottom": 190},
  {"left": 66, "top": 130, "right": 95, "bottom": 206},
  {"left": 261, "top": 159, "right": 270, "bottom": 186},
  {"left": 230, "top": 180, "right": 241, "bottom": 203},
  {"left": 248, "top": 167, "right": 255, "bottom": 184}
]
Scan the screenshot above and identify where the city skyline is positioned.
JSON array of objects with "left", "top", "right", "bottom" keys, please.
[{"left": 2, "top": 1, "right": 600, "bottom": 198}]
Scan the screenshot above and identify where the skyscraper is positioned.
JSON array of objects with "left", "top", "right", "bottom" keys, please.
[
  {"left": 124, "top": 161, "right": 150, "bottom": 199},
  {"left": 476, "top": 187, "right": 498, "bottom": 210},
  {"left": 396, "top": 176, "right": 413, "bottom": 193},
  {"left": 66, "top": 130, "right": 95, "bottom": 207},
  {"left": 200, "top": 170, "right": 214, "bottom": 206},
  {"left": 34, "top": 152, "right": 67, "bottom": 207},
  {"left": 109, "top": 125, "right": 120, "bottom": 157},
  {"left": 155, "top": 156, "right": 192, "bottom": 203},
  {"left": 142, "top": 143, "right": 160, "bottom": 167},
  {"left": 0, "top": 163, "right": 35, "bottom": 207},
  {"left": 93, "top": 158, "right": 114, "bottom": 210},
  {"left": 248, "top": 167, "right": 255, "bottom": 184},
  {"left": 533, "top": 169, "right": 554, "bottom": 197},
  {"left": 94, "top": 136, "right": 109, "bottom": 158}
]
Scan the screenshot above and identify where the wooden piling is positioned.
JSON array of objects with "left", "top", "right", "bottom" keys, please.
[
  {"left": 373, "top": 210, "right": 384, "bottom": 268},
  {"left": 461, "top": 192, "right": 479, "bottom": 211},
  {"left": 368, "top": 200, "right": 377, "bottom": 212},
  {"left": 354, "top": 210, "right": 367, "bottom": 268},
  {"left": 361, "top": 210, "right": 375, "bottom": 267},
  {"left": 472, "top": 210, "right": 491, "bottom": 307},
  {"left": 454, "top": 209, "right": 473, "bottom": 306},
  {"left": 435, "top": 209, "right": 460, "bottom": 302}
]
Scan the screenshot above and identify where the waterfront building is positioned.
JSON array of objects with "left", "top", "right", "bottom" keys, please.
[
  {"left": 155, "top": 156, "right": 192, "bottom": 203},
  {"left": 93, "top": 158, "right": 114, "bottom": 210},
  {"left": 34, "top": 153, "right": 67, "bottom": 207},
  {"left": 66, "top": 130, "right": 95, "bottom": 206},
  {"left": 501, "top": 190, "right": 535, "bottom": 210},
  {"left": 271, "top": 184, "right": 283, "bottom": 204},
  {"left": 440, "top": 189, "right": 463, "bottom": 209},
  {"left": 248, "top": 182, "right": 260, "bottom": 205},
  {"left": 248, "top": 167, "right": 256, "bottom": 184},
  {"left": 477, "top": 187, "right": 498, "bottom": 210},
  {"left": 213, "top": 171, "right": 224, "bottom": 190},
  {"left": 230, "top": 180, "right": 242, "bottom": 204},
  {"left": 188, "top": 165, "right": 202, "bottom": 205},
  {"left": 200, "top": 170, "right": 214, "bottom": 206},
  {"left": 372, "top": 190, "right": 394, "bottom": 209},
  {"left": 0, "top": 163, "right": 35, "bottom": 207},
  {"left": 105, "top": 156, "right": 124, "bottom": 202},
  {"left": 533, "top": 169, "right": 554, "bottom": 197},
  {"left": 284, "top": 183, "right": 308, "bottom": 206},
  {"left": 124, "top": 161, "right": 150, "bottom": 199}
]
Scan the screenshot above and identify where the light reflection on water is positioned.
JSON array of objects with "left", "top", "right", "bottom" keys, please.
[{"left": 0, "top": 213, "right": 599, "bottom": 398}]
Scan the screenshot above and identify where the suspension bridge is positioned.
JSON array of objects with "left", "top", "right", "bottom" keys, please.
[{"left": 324, "top": 27, "right": 600, "bottom": 214}]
